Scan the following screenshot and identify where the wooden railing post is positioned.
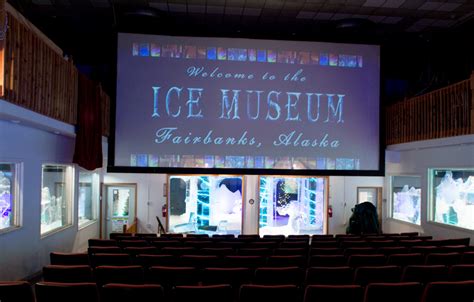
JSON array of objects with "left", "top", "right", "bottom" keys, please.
[{"left": 470, "top": 71, "right": 474, "bottom": 134}]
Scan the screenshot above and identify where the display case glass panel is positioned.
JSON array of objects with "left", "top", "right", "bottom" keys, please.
[
  {"left": 430, "top": 169, "right": 474, "bottom": 230},
  {"left": 41, "top": 164, "right": 73, "bottom": 235},
  {"left": 259, "top": 176, "right": 326, "bottom": 236},
  {"left": 78, "top": 169, "right": 100, "bottom": 228},
  {"left": 0, "top": 163, "right": 19, "bottom": 231},
  {"left": 168, "top": 175, "right": 243, "bottom": 235},
  {"left": 391, "top": 176, "right": 421, "bottom": 225}
]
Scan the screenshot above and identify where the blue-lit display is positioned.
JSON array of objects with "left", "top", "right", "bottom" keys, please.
[
  {"left": 259, "top": 176, "right": 326, "bottom": 235},
  {"left": 168, "top": 175, "right": 243, "bottom": 235}
]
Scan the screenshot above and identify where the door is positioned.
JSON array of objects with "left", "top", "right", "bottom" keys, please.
[
  {"left": 104, "top": 184, "right": 137, "bottom": 237},
  {"left": 357, "top": 187, "right": 383, "bottom": 229}
]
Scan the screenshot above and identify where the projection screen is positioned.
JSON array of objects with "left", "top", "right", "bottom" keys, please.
[{"left": 112, "top": 33, "right": 381, "bottom": 174}]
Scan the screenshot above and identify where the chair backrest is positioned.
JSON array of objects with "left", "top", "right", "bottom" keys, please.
[
  {"left": 123, "top": 247, "right": 158, "bottom": 257},
  {"left": 202, "top": 267, "right": 253, "bottom": 287},
  {"left": 421, "top": 281, "right": 474, "bottom": 302},
  {"left": 90, "top": 253, "right": 131, "bottom": 267},
  {"left": 425, "top": 252, "right": 462, "bottom": 265},
  {"left": 238, "top": 248, "right": 273, "bottom": 256},
  {"left": 179, "top": 255, "right": 221, "bottom": 268},
  {"left": 347, "top": 254, "right": 386, "bottom": 267},
  {"left": 50, "top": 252, "right": 90, "bottom": 266},
  {"left": 378, "top": 247, "right": 410, "bottom": 255},
  {"left": 309, "top": 255, "right": 346, "bottom": 267},
  {"left": 387, "top": 253, "right": 424, "bottom": 267},
  {"left": 0, "top": 281, "right": 35, "bottom": 302},
  {"left": 449, "top": 264, "right": 474, "bottom": 281},
  {"left": 225, "top": 256, "right": 266, "bottom": 268},
  {"left": 461, "top": 251, "right": 474, "bottom": 264},
  {"left": 254, "top": 267, "right": 304, "bottom": 286},
  {"left": 174, "top": 284, "right": 233, "bottom": 302},
  {"left": 100, "top": 283, "right": 164, "bottom": 302},
  {"left": 35, "top": 282, "right": 99, "bottom": 302},
  {"left": 402, "top": 265, "right": 449, "bottom": 284},
  {"left": 119, "top": 240, "right": 150, "bottom": 248},
  {"left": 94, "top": 265, "right": 144, "bottom": 286},
  {"left": 43, "top": 265, "right": 94, "bottom": 283},
  {"left": 353, "top": 266, "right": 401, "bottom": 286},
  {"left": 239, "top": 284, "right": 298, "bottom": 302},
  {"left": 88, "top": 247, "right": 123, "bottom": 255},
  {"left": 364, "top": 282, "right": 423, "bottom": 302},
  {"left": 344, "top": 247, "right": 378, "bottom": 257},
  {"left": 88, "top": 239, "right": 117, "bottom": 247},
  {"left": 304, "top": 285, "right": 363, "bottom": 302},
  {"left": 305, "top": 266, "right": 353, "bottom": 285},
  {"left": 147, "top": 266, "right": 199, "bottom": 288},
  {"left": 200, "top": 247, "right": 234, "bottom": 256},
  {"left": 311, "top": 241, "right": 339, "bottom": 248},
  {"left": 274, "top": 248, "right": 307, "bottom": 256},
  {"left": 310, "top": 248, "right": 344, "bottom": 255},
  {"left": 267, "top": 255, "right": 307, "bottom": 268},
  {"left": 160, "top": 247, "right": 198, "bottom": 256},
  {"left": 136, "top": 254, "right": 177, "bottom": 267}
]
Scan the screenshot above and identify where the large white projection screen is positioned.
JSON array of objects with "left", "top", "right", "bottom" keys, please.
[{"left": 115, "top": 33, "right": 380, "bottom": 172}]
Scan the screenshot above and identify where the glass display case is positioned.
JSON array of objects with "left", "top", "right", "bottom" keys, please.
[
  {"left": 41, "top": 164, "right": 73, "bottom": 235},
  {"left": 168, "top": 175, "right": 243, "bottom": 235},
  {"left": 78, "top": 169, "right": 99, "bottom": 228},
  {"left": 0, "top": 163, "right": 18, "bottom": 231},
  {"left": 391, "top": 176, "right": 421, "bottom": 225},
  {"left": 259, "top": 176, "right": 327, "bottom": 236},
  {"left": 430, "top": 169, "right": 474, "bottom": 230}
]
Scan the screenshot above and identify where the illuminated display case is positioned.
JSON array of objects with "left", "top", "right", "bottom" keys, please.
[
  {"left": 259, "top": 176, "right": 327, "bottom": 236},
  {"left": 41, "top": 164, "right": 73, "bottom": 235},
  {"left": 168, "top": 175, "right": 243, "bottom": 235},
  {"left": 78, "top": 169, "right": 100, "bottom": 229},
  {"left": 0, "top": 163, "right": 19, "bottom": 232},
  {"left": 429, "top": 169, "right": 474, "bottom": 230},
  {"left": 391, "top": 175, "right": 421, "bottom": 225}
]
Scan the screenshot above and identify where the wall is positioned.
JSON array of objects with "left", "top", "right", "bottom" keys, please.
[
  {"left": 0, "top": 100, "right": 100, "bottom": 281},
  {"left": 384, "top": 135, "right": 474, "bottom": 242}
]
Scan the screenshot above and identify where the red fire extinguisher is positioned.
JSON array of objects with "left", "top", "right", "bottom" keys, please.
[
  {"left": 162, "top": 204, "right": 168, "bottom": 218},
  {"left": 328, "top": 205, "right": 333, "bottom": 218}
]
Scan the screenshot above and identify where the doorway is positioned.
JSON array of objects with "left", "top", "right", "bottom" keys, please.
[
  {"left": 357, "top": 187, "right": 383, "bottom": 229},
  {"left": 103, "top": 184, "right": 137, "bottom": 238}
]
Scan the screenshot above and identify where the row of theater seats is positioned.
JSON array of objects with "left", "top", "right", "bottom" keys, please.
[
  {"left": 41, "top": 263, "right": 474, "bottom": 286},
  {"left": 1, "top": 280, "right": 474, "bottom": 302},
  {"left": 52, "top": 250, "right": 474, "bottom": 268}
]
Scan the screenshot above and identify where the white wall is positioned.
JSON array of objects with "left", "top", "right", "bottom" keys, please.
[
  {"left": 0, "top": 101, "right": 100, "bottom": 281},
  {"left": 384, "top": 135, "right": 474, "bottom": 242}
]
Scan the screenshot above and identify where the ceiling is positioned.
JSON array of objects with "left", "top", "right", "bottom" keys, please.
[{"left": 6, "top": 0, "right": 474, "bottom": 101}]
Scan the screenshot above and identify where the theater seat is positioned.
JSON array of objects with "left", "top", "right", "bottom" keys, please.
[
  {"left": 35, "top": 282, "right": 99, "bottom": 302},
  {"left": 50, "top": 252, "right": 90, "bottom": 266},
  {"left": 100, "top": 283, "right": 164, "bottom": 302},
  {"left": 94, "top": 265, "right": 144, "bottom": 286},
  {"left": 174, "top": 284, "right": 233, "bottom": 302},
  {"left": 0, "top": 281, "right": 35, "bottom": 302},
  {"left": 402, "top": 265, "right": 449, "bottom": 284},
  {"left": 254, "top": 267, "right": 304, "bottom": 286},
  {"left": 239, "top": 285, "right": 298, "bottom": 302},
  {"left": 425, "top": 252, "right": 462, "bottom": 265},
  {"left": 43, "top": 265, "right": 93, "bottom": 283},
  {"left": 421, "top": 281, "right": 474, "bottom": 302},
  {"left": 449, "top": 264, "right": 474, "bottom": 281},
  {"left": 353, "top": 266, "right": 401, "bottom": 286},
  {"left": 304, "top": 285, "right": 363, "bottom": 302},
  {"left": 364, "top": 282, "right": 423, "bottom": 302},
  {"left": 305, "top": 267, "right": 353, "bottom": 285},
  {"left": 202, "top": 267, "right": 253, "bottom": 287}
]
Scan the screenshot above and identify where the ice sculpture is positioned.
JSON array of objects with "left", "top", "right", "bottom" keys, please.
[
  {"left": 41, "top": 187, "right": 64, "bottom": 233},
  {"left": 434, "top": 171, "right": 474, "bottom": 230},
  {"left": 393, "top": 185, "right": 421, "bottom": 225},
  {"left": 0, "top": 170, "right": 12, "bottom": 229}
]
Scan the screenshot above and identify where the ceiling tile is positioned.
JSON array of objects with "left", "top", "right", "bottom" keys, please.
[
  {"left": 382, "top": 0, "right": 406, "bottom": 8},
  {"left": 225, "top": 6, "right": 243, "bottom": 15},
  {"left": 367, "top": 15, "right": 386, "bottom": 22},
  {"left": 32, "top": 0, "right": 53, "bottom": 4},
  {"left": 206, "top": 5, "right": 224, "bottom": 14},
  {"left": 314, "top": 12, "right": 334, "bottom": 20},
  {"left": 243, "top": 7, "right": 262, "bottom": 16},
  {"left": 168, "top": 3, "right": 187, "bottom": 12},
  {"left": 363, "top": 0, "right": 385, "bottom": 7},
  {"left": 296, "top": 11, "right": 316, "bottom": 19},
  {"left": 437, "top": 2, "right": 462, "bottom": 11},
  {"left": 149, "top": 2, "right": 168, "bottom": 10},
  {"left": 380, "top": 16, "right": 403, "bottom": 23},
  {"left": 187, "top": 5, "right": 205, "bottom": 13},
  {"left": 418, "top": 2, "right": 443, "bottom": 10}
]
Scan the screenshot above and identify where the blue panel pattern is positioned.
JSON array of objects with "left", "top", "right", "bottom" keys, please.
[
  {"left": 259, "top": 177, "right": 269, "bottom": 228},
  {"left": 196, "top": 176, "right": 210, "bottom": 227}
]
